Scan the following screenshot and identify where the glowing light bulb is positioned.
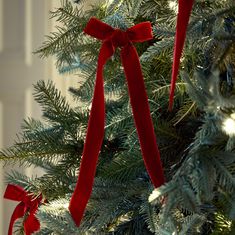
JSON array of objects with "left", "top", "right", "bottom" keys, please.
[
  {"left": 64, "top": 202, "right": 69, "bottom": 209},
  {"left": 222, "top": 117, "right": 235, "bottom": 136},
  {"left": 106, "top": 0, "right": 114, "bottom": 6},
  {"left": 168, "top": 1, "right": 178, "bottom": 13},
  {"left": 148, "top": 189, "right": 161, "bottom": 202}
]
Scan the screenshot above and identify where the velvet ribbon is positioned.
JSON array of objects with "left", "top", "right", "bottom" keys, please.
[
  {"left": 69, "top": 17, "right": 165, "bottom": 226},
  {"left": 169, "top": 0, "right": 194, "bottom": 110},
  {"left": 4, "top": 184, "right": 42, "bottom": 235}
]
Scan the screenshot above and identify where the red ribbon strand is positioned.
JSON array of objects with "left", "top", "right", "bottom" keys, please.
[
  {"left": 169, "top": 0, "right": 194, "bottom": 110},
  {"left": 69, "top": 17, "right": 165, "bottom": 226},
  {"left": 4, "top": 184, "right": 42, "bottom": 235}
]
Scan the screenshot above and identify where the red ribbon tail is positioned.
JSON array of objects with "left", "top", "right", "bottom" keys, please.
[
  {"left": 24, "top": 213, "right": 40, "bottom": 235},
  {"left": 121, "top": 44, "right": 165, "bottom": 188},
  {"left": 69, "top": 41, "right": 114, "bottom": 226},
  {"left": 169, "top": 0, "right": 194, "bottom": 110},
  {"left": 7, "top": 202, "right": 25, "bottom": 235}
]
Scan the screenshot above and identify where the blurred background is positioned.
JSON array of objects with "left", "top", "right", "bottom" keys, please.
[{"left": 0, "top": 0, "right": 95, "bottom": 233}]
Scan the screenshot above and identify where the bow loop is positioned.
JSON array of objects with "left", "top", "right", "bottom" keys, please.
[
  {"left": 4, "top": 184, "right": 27, "bottom": 202},
  {"left": 127, "top": 22, "right": 153, "bottom": 42},
  {"left": 84, "top": 17, "right": 114, "bottom": 40}
]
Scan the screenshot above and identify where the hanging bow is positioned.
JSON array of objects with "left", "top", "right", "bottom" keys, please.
[
  {"left": 4, "top": 184, "right": 42, "bottom": 235},
  {"left": 169, "top": 0, "right": 194, "bottom": 110},
  {"left": 69, "top": 17, "right": 165, "bottom": 226}
]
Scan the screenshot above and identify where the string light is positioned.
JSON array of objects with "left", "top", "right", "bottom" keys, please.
[
  {"left": 222, "top": 115, "right": 235, "bottom": 136},
  {"left": 148, "top": 189, "right": 161, "bottom": 203},
  {"left": 168, "top": 1, "right": 178, "bottom": 13}
]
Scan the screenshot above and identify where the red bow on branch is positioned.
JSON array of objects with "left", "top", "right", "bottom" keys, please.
[
  {"left": 69, "top": 17, "right": 165, "bottom": 226},
  {"left": 4, "top": 184, "right": 42, "bottom": 235},
  {"left": 169, "top": 0, "right": 194, "bottom": 110}
]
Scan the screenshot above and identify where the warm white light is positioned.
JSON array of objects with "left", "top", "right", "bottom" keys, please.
[
  {"left": 231, "top": 113, "right": 235, "bottom": 119},
  {"left": 168, "top": 1, "right": 178, "bottom": 13},
  {"left": 222, "top": 117, "right": 235, "bottom": 136},
  {"left": 148, "top": 189, "right": 161, "bottom": 203},
  {"left": 50, "top": 201, "right": 69, "bottom": 210},
  {"left": 63, "top": 202, "right": 70, "bottom": 209},
  {"left": 106, "top": 0, "right": 114, "bottom": 6}
]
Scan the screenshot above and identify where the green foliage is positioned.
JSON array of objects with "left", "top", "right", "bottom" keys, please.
[{"left": 2, "top": 0, "right": 235, "bottom": 234}]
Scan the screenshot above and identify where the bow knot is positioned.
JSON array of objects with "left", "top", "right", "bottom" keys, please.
[
  {"left": 24, "top": 194, "right": 35, "bottom": 207},
  {"left": 110, "top": 29, "right": 129, "bottom": 48}
]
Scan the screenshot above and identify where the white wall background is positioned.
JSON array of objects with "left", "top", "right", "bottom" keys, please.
[{"left": 0, "top": 0, "right": 93, "bottom": 234}]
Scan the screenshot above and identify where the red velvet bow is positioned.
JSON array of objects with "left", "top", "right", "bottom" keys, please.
[
  {"left": 4, "top": 184, "right": 42, "bottom": 235},
  {"left": 69, "top": 17, "right": 165, "bottom": 226},
  {"left": 169, "top": 0, "right": 194, "bottom": 110}
]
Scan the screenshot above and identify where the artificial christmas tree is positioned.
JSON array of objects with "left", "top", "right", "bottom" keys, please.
[{"left": 1, "top": 0, "right": 235, "bottom": 234}]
